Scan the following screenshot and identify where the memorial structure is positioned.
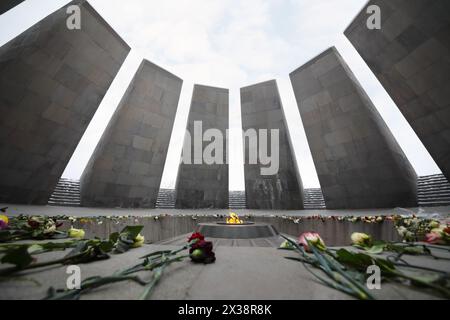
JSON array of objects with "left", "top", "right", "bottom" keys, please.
[
  {"left": 241, "top": 80, "right": 304, "bottom": 209},
  {"left": 0, "top": 0, "right": 130, "bottom": 204},
  {"left": 345, "top": 0, "right": 450, "bottom": 181},
  {"left": 290, "top": 47, "right": 417, "bottom": 209},
  {"left": 175, "top": 85, "right": 229, "bottom": 209},
  {"left": 80, "top": 60, "right": 182, "bottom": 208}
]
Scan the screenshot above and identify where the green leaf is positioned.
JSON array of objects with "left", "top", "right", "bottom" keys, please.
[
  {"left": 99, "top": 241, "right": 114, "bottom": 253},
  {"left": 120, "top": 225, "right": 143, "bottom": 240},
  {"left": 64, "top": 241, "right": 88, "bottom": 260},
  {"left": 109, "top": 232, "right": 119, "bottom": 244},
  {"left": 366, "top": 244, "right": 385, "bottom": 254},
  {"left": 335, "top": 249, "right": 373, "bottom": 271},
  {"left": 27, "top": 244, "right": 44, "bottom": 255},
  {"left": 1, "top": 246, "right": 34, "bottom": 268},
  {"left": 0, "top": 230, "right": 13, "bottom": 242},
  {"left": 374, "top": 257, "right": 396, "bottom": 273}
]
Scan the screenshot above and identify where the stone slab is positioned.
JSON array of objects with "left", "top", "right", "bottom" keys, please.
[
  {"left": 0, "top": 0, "right": 130, "bottom": 204},
  {"left": 241, "top": 80, "right": 304, "bottom": 210},
  {"left": 175, "top": 85, "right": 229, "bottom": 209},
  {"left": 290, "top": 47, "right": 417, "bottom": 209},
  {"left": 1, "top": 243, "right": 448, "bottom": 300},
  {"left": 0, "top": 0, "right": 24, "bottom": 15},
  {"left": 345, "top": 0, "right": 450, "bottom": 181},
  {"left": 80, "top": 60, "right": 182, "bottom": 208}
]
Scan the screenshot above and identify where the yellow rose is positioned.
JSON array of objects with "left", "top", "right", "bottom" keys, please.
[
  {"left": 132, "top": 234, "right": 145, "bottom": 248},
  {"left": 68, "top": 228, "right": 85, "bottom": 239},
  {"left": 429, "top": 220, "right": 440, "bottom": 229},
  {"left": 0, "top": 215, "right": 8, "bottom": 230},
  {"left": 351, "top": 232, "right": 372, "bottom": 247}
]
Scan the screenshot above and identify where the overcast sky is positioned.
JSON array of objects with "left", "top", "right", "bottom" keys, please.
[{"left": 0, "top": 0, "right": 441, "bottom": 190}]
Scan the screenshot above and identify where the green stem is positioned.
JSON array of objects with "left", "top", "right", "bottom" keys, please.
[
  {"left": 45, "top": 275, "right": 148, "bottom": 300},
  {"left": 0, "top": 251, "right": 88, "bottom": 277}
]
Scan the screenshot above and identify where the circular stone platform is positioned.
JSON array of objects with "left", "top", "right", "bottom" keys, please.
[{"left": 197, "top": 222, "right": 278, "bottom": 239}]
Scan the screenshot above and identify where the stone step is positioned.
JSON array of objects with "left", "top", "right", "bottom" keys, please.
[
  {"left": 49, "top": 194, "right": 80, "bottom": 200},
  {"left": 418, "top": 200, "right": 450, "bottom": 207},
  {"left": 155, "top": 189, "right": 176, "bottom": 209},
  {"left": 418, "top": 194, "right": 450, "bottom": 200},
  {"left": 417, "top": 174, "right": 450, "bottom": 207},
  {"left": 303, "top": 188, "right": 326, "bottom": 209},
  {"left": 51, "top": 189, "right": 80, "bottom": 194},
  {"left": 418, "top": 182, "right": 450, "bottom": 188},
  {"left": 418, "top": 175, "right": 448, "bottom": 181},
  {"left": 48, "top": 200, "right": 81, "bottom": 206},
  {"left": 49, "top": 201, "right": 81, "bottom": 206},
  {"left": 417, "top": 188, "right": 450, "bottom": 194},
  {"left": 54, "top": 182, "right": 81, "bottom": 188},
  {"left": 48, "top": 178, "right": 81, "bottom": 207}
]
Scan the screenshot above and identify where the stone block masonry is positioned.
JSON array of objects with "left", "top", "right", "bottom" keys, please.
[
  {"left": 0, "top": 0, "right": 130, "bottom": 204},
  {"left": 0, "top": 0, "right": 25, "bottom": 15},
  {"left": 241, "top": 80, "right": 304, "bottom": 209},
  {"left": 80, "top": 59, "right": 182, "bottom": 208},
  {"left": 345, "top": 0, "right": 450, "bottom": 181},
  {"left": 175, "top": 85, "right": 229, "bottom": 209},
  {"left": 290, "top": 47, "right": 417, "bottom": 209}
]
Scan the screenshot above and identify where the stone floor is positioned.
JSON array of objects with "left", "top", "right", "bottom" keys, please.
[
  {"left": 1, "top": 204, "right": 449, "bottom": 300},
  {"left": 1, "top": 203, "right": 450, "bottom": 217},
  {"left": 1, "top": 236, "right": 449, "bottom": 300}
]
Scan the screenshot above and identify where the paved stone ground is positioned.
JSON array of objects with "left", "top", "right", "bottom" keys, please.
[
  {"left": 1, "top": 203, "right": 449, "bottom": 217},
  {"left": 1, "top": 238, "right": 449, "bottom": 300}
]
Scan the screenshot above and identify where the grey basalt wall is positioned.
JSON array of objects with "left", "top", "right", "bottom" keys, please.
[
  {"left": 0, "top": 0, "right": 25, "bottom": 15},
  {"left": 0, "top": 0, "right": 130, "bottom": 204},
  {"left": 290, "top": 47, "right": 417, "bottom": 209},
  {"left": 241, "top": 80, "right": 304, "bottom": 210},
  {"left": 345, "top": 0, "right": 450, "bottom": 181},
  {"left": 80, "top": 60, "right": 182, "bottom": 208},
  {"left": 175, "top": 85, "right": 229, "bottom": 209}
]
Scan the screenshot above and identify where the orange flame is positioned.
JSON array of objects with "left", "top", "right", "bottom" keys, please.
[{"left": 226, "top": 212, "right": 243, "bottom": 224}]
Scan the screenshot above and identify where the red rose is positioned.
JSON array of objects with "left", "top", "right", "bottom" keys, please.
[
  {"left": 28, "top": 219, "right": 40, "bottom": 229},
  {"left": 298, "top": 232, "right": 326, "bottom": 253},
  {"left": 190, "top": 240, "right": 213, "bottom": 254},
  {"left": 189, "top": 237, "right": 216, "bottom": 264},
  {"left": 188, "top": 232, "right": 205, "bottom": 243},
  {"left": 425, "top": 232, "right": 445, "bottom": 245}
]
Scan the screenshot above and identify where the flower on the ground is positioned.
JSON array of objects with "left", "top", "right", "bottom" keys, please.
[
  {"left": 425, "top": 224, "right": 450, "bottom": 245},
  {"left": 132, "top": 234, "right": 145, "bottom": 248},
  {"left": 298, "top": 232, "right": 326, "bottom": 253},
  {"left": 444, "top": 226, "right": 450, "bottom": 235},
  {"left": 397, "top": 226, "right": 407, "bottom": 237},
  {"left": 43, "top": 223, "right": 56, "bottom": 234},
  {"left": 351, "top": 232, "right": 372, "bottom": 247},
  {"left": 28, "top": 216, "right": 42, "bottom": 229},
  {"left": 188, "top": 232, "right": 204, "bottom": 243},
  {"left": 68, "top": 227, "right": 85, "bottom": 239},
  {"left": 280, "top": 240, "right": 295, "bottom": 249},
  {"left": 188, "top": 232, "right": 215, "bottom": 264},
  {"left": 0, "top": 215, "right": 8, "bottom": 230},
  {"left": 425, "top": 232, "right": 445, "bottom": 244},
  {"left": 429, "top": 220, "right": 440, "bottom": 229}
]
